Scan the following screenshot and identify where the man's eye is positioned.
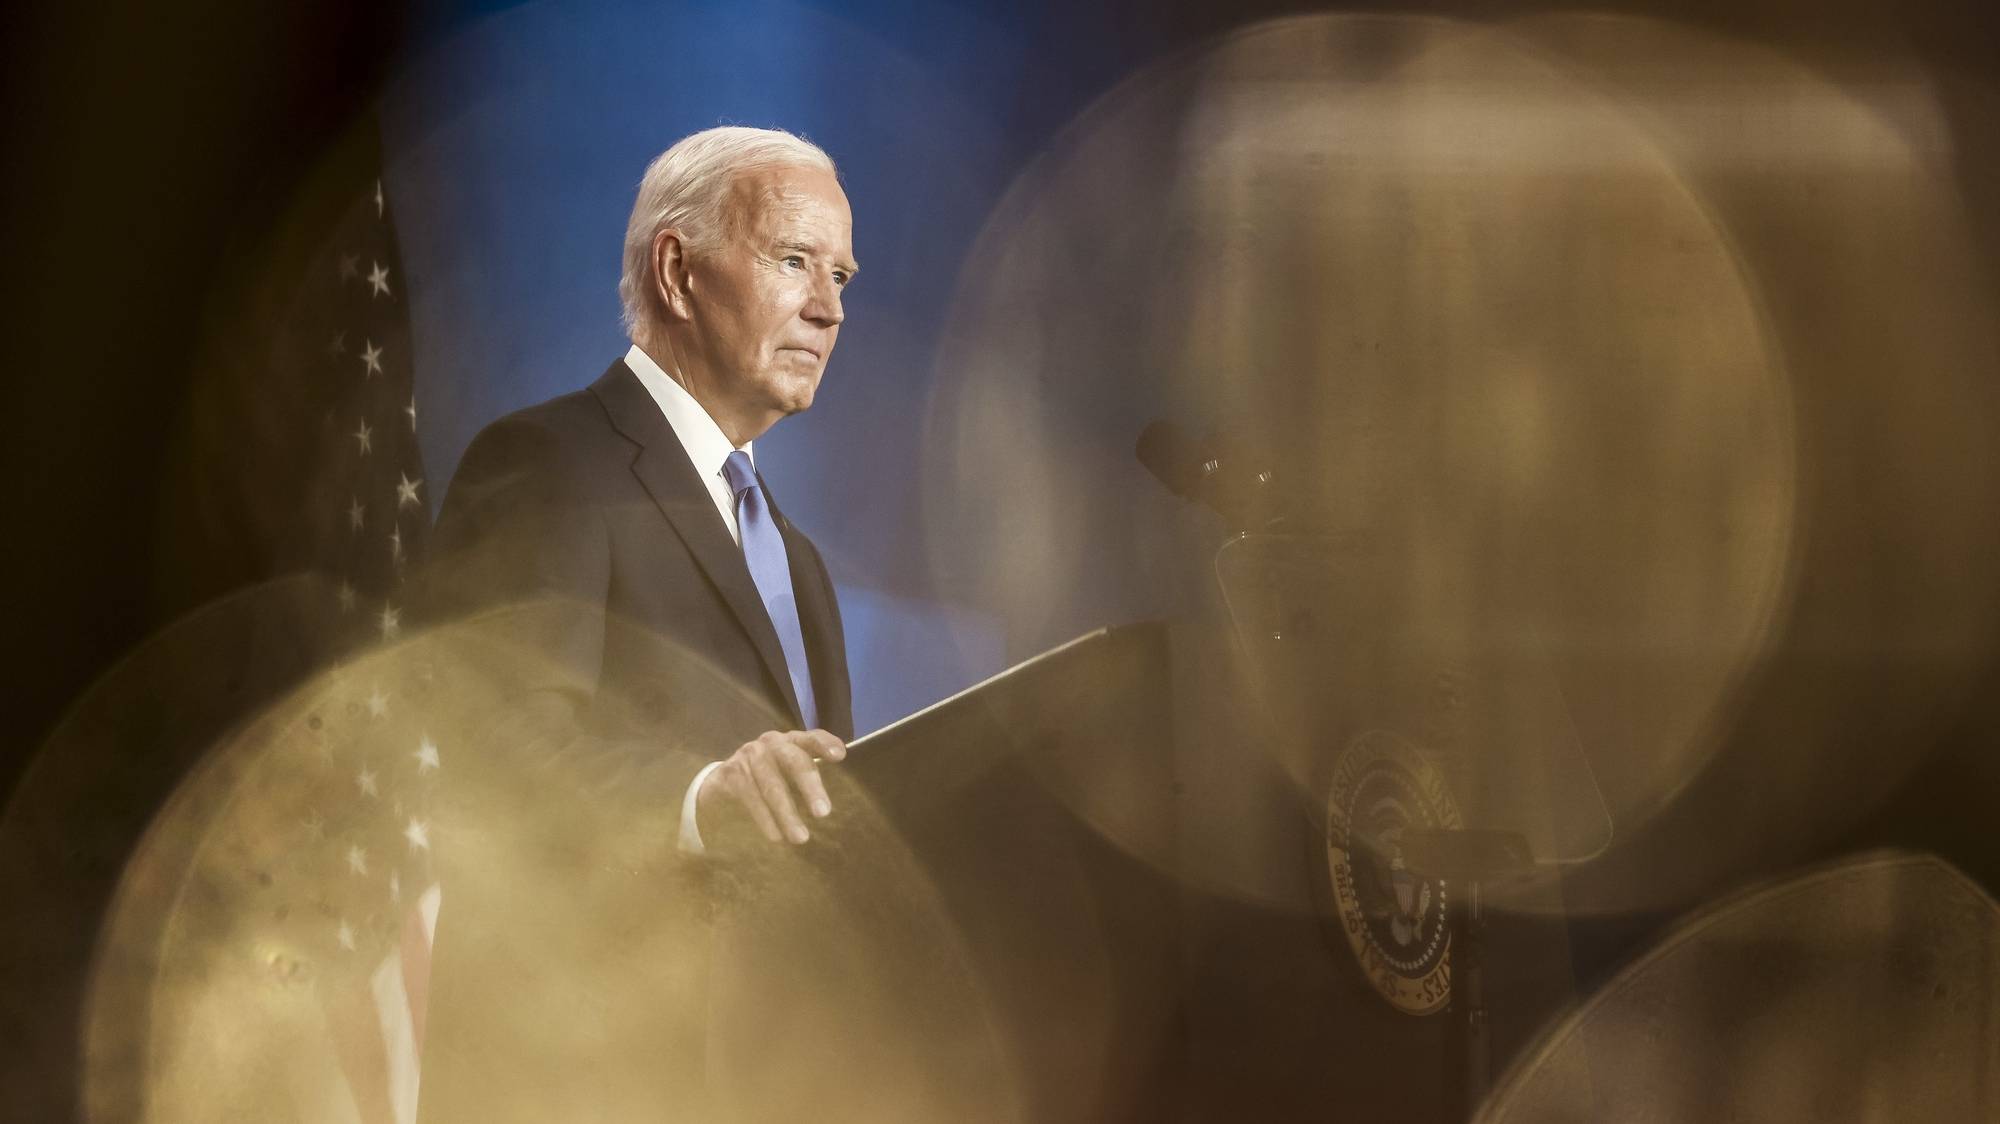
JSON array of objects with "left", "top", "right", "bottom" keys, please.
[
  {"left": 832, "top": 272, "right": 850, "bottom": 287},
  {"left": 782, "top": 255, "right": 805, "bottom": 268}
]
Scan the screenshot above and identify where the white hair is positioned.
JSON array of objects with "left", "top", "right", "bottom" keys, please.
[{"left": 618, "top": 125, "right": 837, "bottom": 335}]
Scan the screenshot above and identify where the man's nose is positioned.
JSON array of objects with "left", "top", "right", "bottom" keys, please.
[{"left": 803, "top": 271, "right": 844, "bottom": 327}]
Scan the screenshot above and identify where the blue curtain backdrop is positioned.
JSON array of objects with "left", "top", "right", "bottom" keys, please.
[{"left": 378, "top": 0, "right": 1130, "bottom": 730}]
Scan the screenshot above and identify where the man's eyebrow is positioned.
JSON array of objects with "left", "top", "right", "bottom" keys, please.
[{"left": 775, "top": 238, "right": 860, "bottom": 275}]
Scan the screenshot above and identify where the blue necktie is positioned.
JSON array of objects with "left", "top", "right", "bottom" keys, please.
[{"left": 723, "top": 450, "right": 818, "bottom": 731}]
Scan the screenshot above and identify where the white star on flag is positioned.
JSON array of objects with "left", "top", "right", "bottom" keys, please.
[
  {"left": 290, "top": 155, "right": 438, "bottom": 1124},
  {"left": 414, "top": 735, "right": 440, "bottom": 774}
]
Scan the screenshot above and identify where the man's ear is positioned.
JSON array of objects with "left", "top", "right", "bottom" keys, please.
[{"left": 652, "top": 228, "right": 695, "bottom": 322}]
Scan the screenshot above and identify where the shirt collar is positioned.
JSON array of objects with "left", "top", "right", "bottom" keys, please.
[{"left": 624, "top": 343, "right": 752, "bottom": 477}]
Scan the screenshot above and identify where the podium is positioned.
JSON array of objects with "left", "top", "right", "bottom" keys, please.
[
  {"left": 705, "top": 624, "right": 1186, "bottom": 1124},
  {"left": 1213, "top": 533, "right": 1613, "bottom": 1120},
  {"left": 711, "top": 531, "right": 1613, "bottom": 1122}
]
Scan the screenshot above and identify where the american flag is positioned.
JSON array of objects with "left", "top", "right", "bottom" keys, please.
[
  {"left": 294, "top": 170, "right": 430, "bottom": 652},
  {"left": 272, "top": 128, "right": 440, "bottom": 1123},
  {"left": 236, "top": 664, "right": 446, "bottom": 1124}
]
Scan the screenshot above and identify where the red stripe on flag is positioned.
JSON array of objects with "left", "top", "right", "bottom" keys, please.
[
  {"left": 325, "top": 972, "right": 399, "bottom": 1124},
  {"left": 401, "top": 884, "right": 439, "bottom": 1051}
]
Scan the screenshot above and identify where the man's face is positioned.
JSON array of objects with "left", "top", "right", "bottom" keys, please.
[{"left": 682, "top": 163, "right": 855, "bottom": 436}]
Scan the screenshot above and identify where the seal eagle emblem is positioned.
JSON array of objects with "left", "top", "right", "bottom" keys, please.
[{"left": 1323, "top": 729, "right": 1461, "bottom": 1015}]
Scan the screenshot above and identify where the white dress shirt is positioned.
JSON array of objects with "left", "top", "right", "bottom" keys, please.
[
  {"left": 624, "top": 343, "right": 751, "bottom": 545},
  {"left": 624, "top": 343, "right": 747, "bottom": 853}
]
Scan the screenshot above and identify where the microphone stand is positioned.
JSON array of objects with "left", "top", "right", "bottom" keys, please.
[{"left": 1399, "top": 827, "right": 1535, "bottom": 1123}]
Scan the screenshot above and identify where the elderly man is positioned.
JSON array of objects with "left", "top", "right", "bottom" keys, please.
[
  {"left": 418, "top": 126, "right": 860, "bottom": 1121},
  {"left": 434, "top": 125, "right": 857, "bottom": 845}
]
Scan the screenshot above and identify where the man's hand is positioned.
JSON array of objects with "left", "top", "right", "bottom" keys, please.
[{"left": 696, "top": 729, "right": 847, "bottom": 845}]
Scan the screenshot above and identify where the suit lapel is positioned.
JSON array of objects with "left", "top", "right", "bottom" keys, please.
[{"left": 590, "top": 361, "right": 805, "bottom": 727}]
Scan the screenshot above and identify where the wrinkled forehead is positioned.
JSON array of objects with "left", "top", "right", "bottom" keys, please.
[{"left": 723, "top": 163, "right": 852, "bottom": 244}]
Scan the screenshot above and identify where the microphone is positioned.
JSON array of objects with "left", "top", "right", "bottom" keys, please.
[{"left": 1135, "top": 420, "right": 1278, "bottom": 529}]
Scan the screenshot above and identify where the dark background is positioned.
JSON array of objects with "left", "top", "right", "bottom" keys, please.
[{"left": 5, "top": 0, "right": 1999, "bottom": 1119}]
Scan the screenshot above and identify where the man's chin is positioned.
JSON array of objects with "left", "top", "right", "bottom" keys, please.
[{"left": 772, "top": 373, "right": 822, "bottom": 415}]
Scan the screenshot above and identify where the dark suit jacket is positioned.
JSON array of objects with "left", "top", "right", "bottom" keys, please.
[
  {"left": 429, "top": 357, "right": 851, "bottom": 746},
  {"left": 415, "top": 358, "right": 851, "bottom": 1122}
]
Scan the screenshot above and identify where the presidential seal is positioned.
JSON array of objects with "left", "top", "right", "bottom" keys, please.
[{"left": 1323, "top": 729, "right": 1461, "bottom": 1016}]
